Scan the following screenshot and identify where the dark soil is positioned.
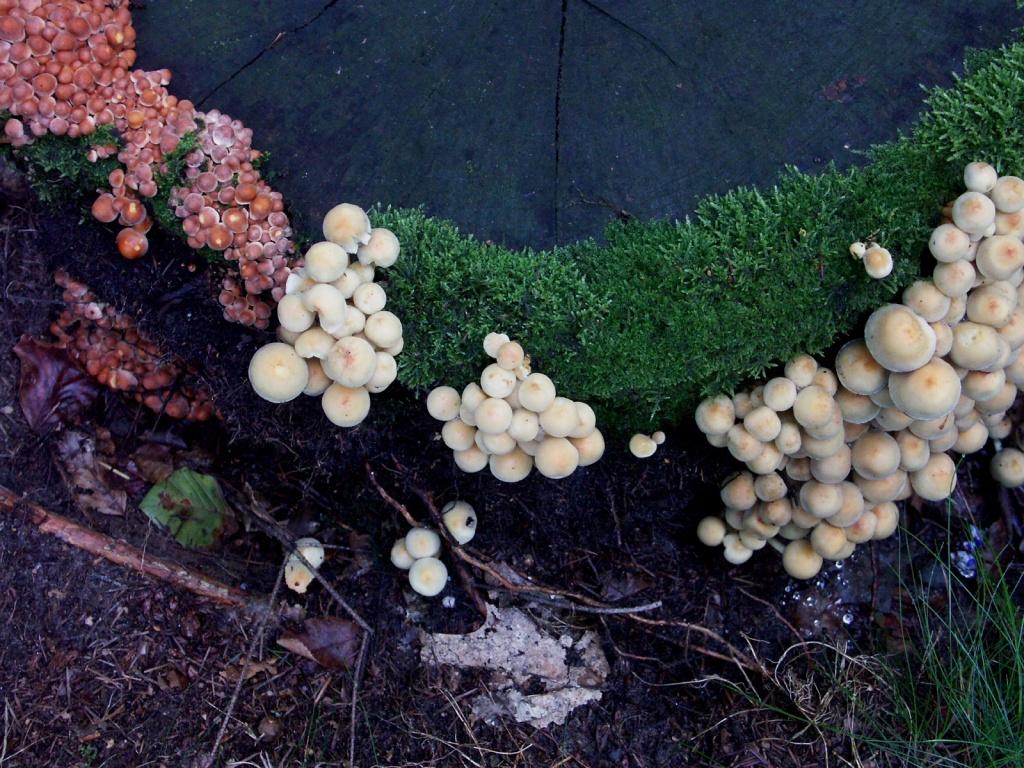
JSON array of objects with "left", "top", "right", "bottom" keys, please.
[{"left": 0, "top": 162, "right": 1021, "bottom": 768}]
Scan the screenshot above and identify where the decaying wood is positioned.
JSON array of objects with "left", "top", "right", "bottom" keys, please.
[{"left": 0, "top": 484, "right": 266, "bottom": 614}]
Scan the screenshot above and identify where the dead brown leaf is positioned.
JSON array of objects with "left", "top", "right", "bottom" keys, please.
[
  {"left": 278, "top": 617, "right": 360, "bottom": 670},
  {"left": 55, "top": 431, "right": 127, "bottom": 517},
  {"left": 13, "top": 335, "right": 97, "bottom": 432}
]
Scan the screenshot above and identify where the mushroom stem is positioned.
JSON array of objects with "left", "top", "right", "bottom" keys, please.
[{"left": 766, "top": 538, "right": 786, "bottom": 555}]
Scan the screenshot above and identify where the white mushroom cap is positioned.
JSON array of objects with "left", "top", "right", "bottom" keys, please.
[
  {"left": 967, "top": 283, "right": 1015, "bottom": 328},
  {"left": 454, "top": 445, "right": 489, "bottom": 473},
  {"left": 483, "top": 332, "right": 511, "bottom": 358},
  {"left": 845, "top": 510, "right": 877, "bottom": 543},
  {"left": 744, "top": 406, "right": 782, "bottom": 442},
  {"left": 933, "top": 260, "right": 976, "bottom": 299},
  {"left": 570, "top": 428, "right": 605, "bottom": 466},
  {"left": 390, "top": 539, "right": 415, "bottom": 570},
  {"left": 998, "top": 309, "right": 1024, "bottom": 348},
  {"left": 249, "top": 343, "right": 309, "bottom": 403},
  {"left": 570, "top": 402, "right": 597, "bottom": 438},
  {"left": 793, "top": 385, "right": 838, "bottom": 431},
  {"left": 727, "top": 426, "right": 765, "bottom": 462},
  {"left": 518, "top": 373, "right": 557, "bottom": 413},
  {"left": 854, "top": 469, "right": 908, "bottom": 503},
  {"left": 277, "top": 325, "right": 302, "bottom": 345},
  {"left": 277, "top": 293, "right": 316, "bottom": 333},
  {"left": 810, "top": 443, "right": 852, "bottom": 484},
  {"left": 753, "top": 472, "right": 786, "bottom": 502},
  {"left": 748, "top": 442, "right": 784, "bottom": 474},
  {"left": 997, "top": 210, "right": 1024, "bottom": 237},
  {"left": 732, "top": 392, "right": 754, "bottom": 418},
  {"left": 954, "top": 421, "right": 989, "bottom": 454},
  {"left": 902, "top": 280, "right": 951, "bottom": 323},
  {"left": 408, "top": 557, "right": 447, "bottom": 597},
  {"left": 350, "top": 262, "right": 376, "bottom": 284},
  {"left": 720, "top": 472, "right": 757, "bottom": 511},
  {"left": 782, "top": 539, "right": 823, "bottom": 580},
  {"left": 785, "top": 458, "right": 812, "bottom": 483},
  {"left": 896, "top": 430, "right": 931, "bottom": 472},
  {"left": 442, "top": 419, "right": 477, "bottom": 451},
  {"left": 302, "top": 283, "right": 348, "bottom": 330},
  {"left": 367, "top": 352, "right": 397, "bottom": 393},
  {"left": 763, "top": 377, "right": 797, "bottom": 411},
  {"left": 864, "top": 246, "right": 894, "bottom": 279},
  {"left": 285, "top": 267, "right": 316, "bottom": 296},
  {"left": 864, "top": 304, "right": 937, "bottom": 372},
  {"left": 850, "top": 241, "right": 867, "bottom": 259},
  {"left": 952, "top": 191, "right": 996, "bottom": 234},
  {"left": 480, "top": 363, "right": 517, "bottom": 399},
  {"left": 963, "top": 368, "right": 1006, "bottom": 402},
  {"left": 888, "top": 358, "right": 961, "bottom": 420},
  {"left": 496, "top": 341, "right": 525, "bottom": 371},
  {"left": 830, "top": 481, "right": 866, "bottom": 527},
  {"left": 323, "top": 203, "right": 371, "bottom": 253},
  {"left": 775, "top": 422, "right": 802, "bottom": 455},
  {"left": 539, "top": 397, "right": 579, "bottom": 438},
  {"left": 294, "top": 327, "right": 336, "bottom": 359},
  {"left": 964, "top": 162, "right": 998, "bottom": 193},
  {"left": 427, "top": 386, "right": 461, "bottom": 421},
  {"left": 489, "top": 449, "right": 534, "bottom": 482},
  {"left": 535, "top": 437, "right": 580, "bottom": 479},
  {"left": 303, "top": 358, "right": 332, "bottom": 396},
  {"left": 364, "top": 311, "right": 403, "bottom": 349},
  {"left": 950, "top": 322, "right": 1004, "bottom": 371},
  {"left": 630, "top": 433, "right": 658, "bottom": 459},
  {"left": 835, "top": 387, "right": 880, "bottom": 424},
  {"left": 285, "top": 537, "right": 326, "bottom": 593},
  {"left": 696, "top": 516, "right": 727, "bottom": 547},
  {"left": 835, "top": 340, "right": 886, "bottom": 395},
  {"left": 405, "top": 527, "right": 441, "bottom": 559},
  {"left": 910, "top": 453, "right": 957, "bottom": 501},
  {"left": 324, "top": 336, "right": 377, "bottom": 387},
  {"left": 976, "top": 235, "right": 1024, "bottom": 280},
  {"left": 722, "top": 534, "right": 753, "bottom": 565},
  {"left": 975, "top": 381, "right": 1017, "bottom": 416},
  {"left": 475, "top": 397, "right": 513, "bottom": 434},
  {"left": 356, "top": 227, "right": 400, "bottom": 267},
  {"left": 851, "top": 430, "right": 901, "bottom": 480},
  {"left": 992, "top": 176, "right": 1024, "bottom": 213},
  {"left": 331, "top": 269, "right": 362, "bottom": 298},
  {"left": 871, "top": 502, "right": 900, "bottom": 540},
  {"left": 811, "top": 368, "right": 839, "bottom": 396},
  {"left": 945, "top": 295, "right": 967, "bottom": 324},
  {"left": 810, "top": 522, "right": 847, "bottom": 558},
  {"left": 799, "top": 481, "right": 843, "bottom": 519},
  {"left": 991, "top": 448, "right": 1024, "bottom": 487},
  {"left": 322, "top": 384, "right": 371, "bottom": 426},
  {"left": 695, "top": 395, "right": 736, "bottom": 435},
  {"left": 304, "top": 241, "right": 349, "bottom": 282},
  {"left": 929, "top": 223, "right": 972, "bottom": 263},
  {"left": 441, "top": 501, "right": 477, "bottom": 544},
  {"left": 508, "top": 408, "right": 540, "bottom": 442},
  {"left": 785, "top": 354, "right": 818, "bottom": 388},
  {"left": 352, "top": 283, "right": 387, "bottom": 315}
]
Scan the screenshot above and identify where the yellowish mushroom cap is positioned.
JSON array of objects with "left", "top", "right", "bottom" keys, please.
[
  {"left": 408, "top": 557, "right": 448, "bottom": 597},
  {"left": 992, "top": 176, "right": 1024, "bottom": 213},
  {"left": 442, "top": 419, "right": 477, "bottom": 451},
  {"left": 356, "top": 227, "right": 400, "bottom": 267},
  {"left": 910, "top": 453, "right": 958, "bottom": 501},
  {"left": 352, "top": 282, "right": 387, "bottom": 315},
  {"left": 324, "top": 336, "right": 377, "bottom": 387},
  {"left": 249, "top": 342, "right": 309, "bottom": 403},
  {"left": 932, "top": 260, "right": 976, "bottom": 298},
  {"left": 785, "top": 354, "right": 818, "bottom": 388},
  {"left": 294, "top": 327, "right": 335, "bottom": 359},
  {"left": 518, "top": 373, "right": 557, "bottom": 413},
  {"left": 367, "top": 352, "right": 397, "bottom": 394},
  {"left": 321, "top": 384, "right": 371, "bottom": 427},
  {"left": 489, "top": 448, "right": 534, "bottom": 482},
  {"left": 363, "top": 311, "right": 403, "bottom": 349},
  {"left": 864, "top": 304, "right": 937, "bottom": 372},
  {"left": 964, "top": 162, "right": 998, "bottom": 193},
  {"left": 277, "top": 293, "right": 316, "bottom": 333},
  {"left": 483, "top": 332, "right": 511, "bottom": 358},
  {"left": 929, "top": 223, "right": 971, "bottom": 262},
  {"left": 390, "top": 539, "right": 414, "bottom": 570},
  {"left": 427, "top": 386, "right": 461, "bottom": 421},
  {"left": 991, "top": 448, "right": 1024, "bottom": 488},
  {"left": 441, "top": 501, "right": 477, "bottom": 544},
  {"left": 952, "top": 191, "right": 996, "bottom": 234},
  {"left": 303, "top": 358, "right": 332, "bottom": 396},
  {"left": 535, "top": 437, "right": 580, "bottom": 479},
  {"left": 888, "top": 358, "right": 961, "bottom": 421},
  {"left": 782, "top": 539, "right": 824, "bottom": 580},
  {"left": 539, "top": 397, "right": 579, "bottom": 438},
  {"left": 697, "top": 516, "right": 727, "bottom": 547},
  {"left": 695, "top": 395, "right": 736, "bottom": 435},
  {"left": 475, "top": 397, "right": 514, "bottom": 434},
  {"left": 902, "top": 280, "right": 950, "bottom": 323},
  {"left": 864, "top": 245, "right": 894, "bottom": 279},
  {"left": 871, "top": 502, "right": 900, "bottom": 540},
  {"left": 304, "top": 241, "right": 349, "bottom": 282},
  {"left": 453, "top": 445, "right": 488, "bottom": 473},
  {"left": 810, "top": 522, "right": 847, "bottom": 558},
  {"left": 629, "top": 433, "right": 658, "bottom": 459},
  {"left": 323, "top": 203, "right": 371, "bottom": 253}
]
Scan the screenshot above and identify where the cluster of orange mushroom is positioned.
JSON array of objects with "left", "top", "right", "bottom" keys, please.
[
  {"left": 49, "top": 269, "right": 217, "bottom": 420},
  {"left": 0, "top": 0, "right": 296, "bottom": 328},
  {"left": 696, "top": 162, "right": 1024, "bottom": 579}
]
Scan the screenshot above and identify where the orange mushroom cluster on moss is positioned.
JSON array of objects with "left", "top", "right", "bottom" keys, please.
[
  {"left": 48, "top": 270, "right": 218, "bottom": 420},
  {"left": 696, "top": 161, "right": 1024, "bottom": 578},
  {"left": 0, "top": 0, "right": 297, "bottom": 329},
  {"left": 246, "top": 204, "right": 403, "bottom": 426},
  {"left": 426, "top": 333, "right": 605, "bottom": 482}
]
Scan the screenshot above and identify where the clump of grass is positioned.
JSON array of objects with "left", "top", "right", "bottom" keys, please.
[{"left": 382, "top": 34, "right": 1024, "bottom": 432}]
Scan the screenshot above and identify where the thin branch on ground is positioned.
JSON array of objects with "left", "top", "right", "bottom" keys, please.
[{"left": 0, "top": 485, "right": 267, "bottom": 614}]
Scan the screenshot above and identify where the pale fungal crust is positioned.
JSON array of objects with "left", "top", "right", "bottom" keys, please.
[{"left": 249, "top": 342, "right": 309, "bottom": 403}]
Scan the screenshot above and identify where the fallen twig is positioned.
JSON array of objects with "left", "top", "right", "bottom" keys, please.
[{"left": 0, "top": 484, "right": 267, "bottom": 614}]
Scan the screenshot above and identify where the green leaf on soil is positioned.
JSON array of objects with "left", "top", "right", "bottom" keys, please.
[{"left": 139, "top": 469, "right": 231, "bottom": 549}]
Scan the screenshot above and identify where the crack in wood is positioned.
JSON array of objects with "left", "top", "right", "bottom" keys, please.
[
  {"left": 576, "top": 0, "right": 680, "bottom": 68},
  {"left": 195, "top": 0, "right": 341, "bottom": 108}
]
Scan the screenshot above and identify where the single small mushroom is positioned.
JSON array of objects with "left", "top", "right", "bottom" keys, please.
[
  {"left": 721, "top": 472, "right": 757, "bottom": 511},
  {"left": 753, "top": 472, "right": 787, "bottom": 502},
  {"left": 799, "top": 481, "right": 843, "bottom": 519},
  {"left": 949, "top": 322, "right": 1004, "bottom": 371},
  {"left": 508, "top": 408, "right": 540, "bottom": 442},
  {"left": 976, "top": 235, "right": 1024, "bottom": 280},
  {"left": 871, "top": 502, "right": 900, "bottom": 539},
  {"left": 744, "top": 405, "right": 782, "bottom": 442},
  {"left": 810, "top": 444, "right": 852, "bottom": 484},
  {"left": 782, "top": 539, "right": 823, "bottom": 579},
  {"left": 932, "top": 260, "right": 976, "bottom": 298},
  {"left": 539, "top": 397, "right": 579, "bottom": 438},
  {"left": 442, "top": 419, "right": 477, "bottom": 451},
  {"left": 991, "top": 448, "right": 1024, "bottom": 487},
  {"left": 964, "top": 162, "right": 998, "bottom": 193},
  {"left": 763, "top": 377, "right": 797, "bottom": 411},
  {"left": 304, "top": 359, "right": 332, "bottom": 396},
  {"left": 249, "top": 342, "right": 309, "bottom": 403},
  {"left": 696, "top": 516, "right": 727, "bottom": 546},
  {"left": 441, "top": 501, "right": 477, "bottom": 543},
  {"left": 951, "top": 191, "right": 996, "bottom": 234},
  {"left": 480, "top": 363, "right": 518, "bottom": 399},
  {"left": 810, "top": 522, "right": 847, "bottom": 559},
  {"left": 888, "top": 358, "right": 961, "bottom": 421},
  {"left": 408, "top": 557, "right": 448, "bottom": 597},
  {"left": 629, "top": 433, "right": 658, "bottom": 459},
  {"left": 651, "top": 430, "right": 666, "bottom": 445},
  {"left": 902, "top": 280, "right": 950, "bottom": 323},
  {"left": 483, "top": 332, "right": 511, "bottom": 358},
  {"left": 322, "top": 203, "right": 371, "bottom": 253},
  {"left": 784, "top": 354, "right": 818, "bottom": 388},
  {"left": 321, "top": 384, "right": 371, "bottom": 426},
  {"left": 294, "top": 327, "right": 335, "bottom": 359},
  {"left": 405, "top": 527, "right": 441, "bottom": 559},
  {"left": 792, "top": 385, "right": 838, "bottom": 432},
  {"left": 367, "top": 352, "right": 398, "bottom": 393},
  {"left": 570, "top": 402, "right": 597, "bottom": 439},
  {"left": 722, "top": 534, "right": 752, "bottom": 565},
  {"left": 991, "top": 176, "right": 1024, "bottom": 213},
  {"left": 356, "top": 227, "right": 400, "bottom": 267},
  {"left": 390, "top": 539, "right": 414, "bottom": 570},
  {"left": 863, "top": 245, "right": 893, "bottom": 279},
  {"left": 427, "top": 386, "right": 461, "bottom": 421},
  {"left": 285, "top": 538, "right": 325, "bottom": 594},
  {"left": 304, "top": 241, "right": 349, "bottom": 282}
]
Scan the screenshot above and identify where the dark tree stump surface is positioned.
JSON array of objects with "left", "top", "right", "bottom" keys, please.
[{"left": 135, "top": 1, "right": 1022, "bottom": 248}]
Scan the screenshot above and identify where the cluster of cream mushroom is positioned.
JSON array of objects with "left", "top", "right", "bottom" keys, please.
[
  {"left": 426, "top": 333, "right": 606, "bottom": 481},
  {"left": 389, "top": 501, "right": 477, "bottom": 597},
  {"left": 696, "top": 162, "right": 1024, "bottom": 579},
  {"left": 247, "top": 203, "right": 404, "bottom": 426}
]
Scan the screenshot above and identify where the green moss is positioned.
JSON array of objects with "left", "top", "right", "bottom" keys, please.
[
  {"left": 382, "top": 34, "right": 1024, "bottom": 433},
  {"left": 151, "top": 129, "right": 199, "bottom": 235},
  {"left": 8, "top": 123, "right": 121, "bottom": 206}
]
